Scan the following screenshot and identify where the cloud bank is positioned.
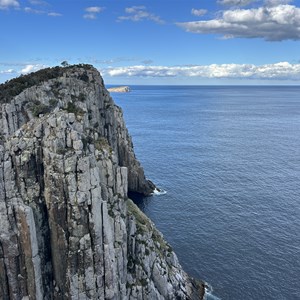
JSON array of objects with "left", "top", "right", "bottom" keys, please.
[
  {"left": 103, "top": 62, "right": 300, "bottom": 80},
  {"left": 177, "top": 4, "right": 300, "bottom": 41}
]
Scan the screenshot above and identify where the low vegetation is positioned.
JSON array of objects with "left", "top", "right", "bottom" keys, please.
[
  {"left": 30, "top": 99, "right": 59, "bottom": 117},
  {"left": 65, "top": 102, "right": 84, "bottom": 116},
  {"left": 0, "top": 64, "right": 94, "bottom": 104},
  {"left": 95, "top": 137, "right": 110, "bottom": 151}
]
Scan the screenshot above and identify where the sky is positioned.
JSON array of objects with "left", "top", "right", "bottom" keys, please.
[{"left": 1, "top": 0, "right": 300, "bottom": 85}]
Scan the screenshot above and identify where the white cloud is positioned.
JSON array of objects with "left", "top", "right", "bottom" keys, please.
[
  {"left": 85, "top": 6, "right": 103, "bottom": 13},
  {"left": 19, "top": 64, "right": 45, "bottom": 74},
  {"left": 125, "top": 6, "right": 145, "bottom": 14},
  {"left": 191, "top": 8, "right": 207, "bottom": 16},
  {"left": 0, "top": 69, "right": 15, "bottom": 74},
  {"left": 103, "top": 62, "right": 300, "bottom": 80},
  {"left": 265, "top": 0, "right": 293, "bottom": 6},
  {"left": 118, "top": 6, "right": 164, "bottom": 24},
  {"left": 84, "top": 6, "right": 104, "bottom": 19},
  {"left": 0, "top": 0, "right": 19, "bottom": 9},
  {"left": 218, "top": 0, "right": 257, "bottom": 6},
  {"left": 24, "top": 6, "right": 43, "bottom": 14},
  {"left": 83, "top": 13, "right": 96, "bottom": 19},
  {"left": 177, "top": 4, "right": 300, "bottom": 41},
  {"left": 28, "top": 0, "right": 49, "bottom": 5},
  {"left": 24, "top": 6, "right": 62, "bottom": 16},
  {"left": 48, "top": 12, "right": 62, "bottom": 17}
]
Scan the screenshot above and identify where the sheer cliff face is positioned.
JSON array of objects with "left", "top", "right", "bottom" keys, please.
[{"left": 0, "top": 65, "right": 202, "bottom": 299}]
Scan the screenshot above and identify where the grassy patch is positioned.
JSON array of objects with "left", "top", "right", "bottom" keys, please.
[
  {"left": 95, "top": 137, "right": 111, "bottom": 152},
  {"left": 30, "top": 100, "right": 51, "bottom": 117},
  {"left": 65, "top": 102, "right": 84, "bottom": 116},
  {"left": 127, "top": 199, "right": 149, "bottom": 227}
]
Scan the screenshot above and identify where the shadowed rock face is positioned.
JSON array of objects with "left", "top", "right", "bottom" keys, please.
[{"left": 0, "top": 65, "right": 203, "bottom": 299}]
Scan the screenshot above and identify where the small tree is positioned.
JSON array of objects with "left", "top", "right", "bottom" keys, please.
[{"left": 61, "top": 61, "right": 69, "bottom": 67}]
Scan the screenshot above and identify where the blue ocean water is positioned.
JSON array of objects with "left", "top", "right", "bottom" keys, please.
[{"left": 112, "top": 86, "right": 300, "bottom": 300}]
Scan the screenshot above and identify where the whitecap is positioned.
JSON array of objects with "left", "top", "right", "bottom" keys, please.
[
  {"left": 204, "top": 283, "right": 221, "bottom": 300},
  {"left": 205, "top": 292, "right": 221, "bottom": 300},
  {"left": 152, "top": 188, "right": 167, "bottom": 195}
]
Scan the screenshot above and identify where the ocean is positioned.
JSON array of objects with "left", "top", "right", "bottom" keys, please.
[{"left": 112, "top": 86, "right": 300, "bottom": 300}]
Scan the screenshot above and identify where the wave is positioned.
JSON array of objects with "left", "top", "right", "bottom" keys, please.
[
  {"left": 152, "top": 188, "right": 167, "bottom": 195},
  {"left": 204, "top": 283, "right": 221, "bottom": 300}
]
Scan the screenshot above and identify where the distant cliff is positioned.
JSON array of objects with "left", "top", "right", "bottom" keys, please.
[{"left": 0, "top": 65, "right": 203, "bottom": 299}]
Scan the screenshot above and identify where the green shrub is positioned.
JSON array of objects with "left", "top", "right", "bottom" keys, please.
[
  {"left": 95, "top": 137, "right": 110, "bottom": 151},
  {"left": 66, "top": 102, "right": 84, "bottom": 116},
  {"left": 30, "top": 101, "right": 51, "bottom": 117}
]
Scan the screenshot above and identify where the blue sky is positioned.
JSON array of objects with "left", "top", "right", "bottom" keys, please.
[{"left": 1, "top": 0, "right": 300, "bottom": 85}]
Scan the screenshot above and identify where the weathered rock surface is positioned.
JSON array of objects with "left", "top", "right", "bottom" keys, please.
[{"left": 0, "top": 65, "right": 203, "bottom": 299}]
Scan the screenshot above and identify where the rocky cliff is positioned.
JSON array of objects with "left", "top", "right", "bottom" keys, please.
[{"left": 0, "top": 65, "right": 203, "bottom": 299}]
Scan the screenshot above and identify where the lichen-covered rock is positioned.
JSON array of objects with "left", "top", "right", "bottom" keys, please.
[{"left": 0, "top": 65, "right": 203, "bottom": 299}]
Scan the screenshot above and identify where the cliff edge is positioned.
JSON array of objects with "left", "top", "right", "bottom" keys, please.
[{"left": 0, "top": 65, "right": 203, "bottom": 299}]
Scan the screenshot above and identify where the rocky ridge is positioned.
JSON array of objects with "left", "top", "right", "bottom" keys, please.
[{"left": 0, "top": 65, "right": 203, "bottom": 299}]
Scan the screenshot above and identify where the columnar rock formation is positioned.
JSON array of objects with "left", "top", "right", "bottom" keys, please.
[{"left": 0, "top": 65, "right": 203, "bottom": 299}]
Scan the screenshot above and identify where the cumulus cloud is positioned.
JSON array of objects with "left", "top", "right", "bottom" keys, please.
[
  {"left": 0, "top": 63, "right": 48, "bottom": 78},
  {"left": 118, "top": 6, "right": 164, "bottom": 24},
  {"left": 218, "top": 0, "right": 257, "bottom": 6},
  {"left": 0, "top": 0, "right": 19, "bottom": 9},
  {"left": 103, "top": 62, "right": 300, "bottom": 80},
  {"left": 83, "top": 6, "right": 104, "bottom": 19},
  {"left": 191, "top": 8, "right": 207, "bottom": 16},
  {"left": 19, "top": 64, "right": 45, "bottom": 74},
  {"left": 177, "top": 4, "right": 300, "bottom": 41},
  {"left": 85, "top": 6, "right": 103, "bottom": 13}
]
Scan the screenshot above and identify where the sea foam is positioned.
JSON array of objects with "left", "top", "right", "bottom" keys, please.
[{"left": 152, "top": 188, "right": 167, "bottom": 195}]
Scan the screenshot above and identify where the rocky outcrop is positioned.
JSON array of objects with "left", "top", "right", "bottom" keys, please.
[
  {"left": 0, "top": 65, "right": 203, "bottom": 299},
  {"left": 107, "top": 86, "right": 130, "bottom": 93}
]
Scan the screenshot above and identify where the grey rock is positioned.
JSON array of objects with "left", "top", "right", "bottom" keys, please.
[{"left": 0, "top": 65, "right": 203, "bottom": 300}]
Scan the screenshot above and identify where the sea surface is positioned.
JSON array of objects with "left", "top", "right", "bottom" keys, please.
[{"left": 112, "top": 85, "right": 300, "bottom": 300}]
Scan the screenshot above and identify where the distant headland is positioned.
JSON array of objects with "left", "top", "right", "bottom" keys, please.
[{"left": 107, "top": 86, "right": 130, "bottom": 93}]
